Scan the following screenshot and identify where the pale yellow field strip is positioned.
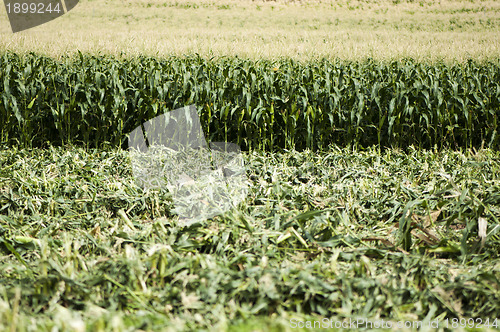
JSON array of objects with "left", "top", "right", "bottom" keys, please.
[{"left": 0, "top": 0, "right": 499, "bottom": 62}]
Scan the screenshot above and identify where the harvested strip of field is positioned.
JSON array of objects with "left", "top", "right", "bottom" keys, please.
[
  {"left": 0, "top": 146, "right": 499, "bottom": 330},
  {"left": 1, "top": 54, "right": 499, "bottom": 150}
]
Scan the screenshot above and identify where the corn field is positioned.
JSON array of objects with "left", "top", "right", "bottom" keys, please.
[
  {"left": 1, "top": 51, "right": 500, "bottom": 331},
  {"left": 1, "top": 53, "right": 499, "bottom": 150}
]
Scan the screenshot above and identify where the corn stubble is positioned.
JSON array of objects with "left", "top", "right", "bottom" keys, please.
[{"left": 0, "top": 146, "right": 499, "bottom": 330}]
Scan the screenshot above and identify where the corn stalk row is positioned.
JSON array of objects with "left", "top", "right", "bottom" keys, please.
[{"left": 0, "top": 53, "right": 499, "bottom": 150}]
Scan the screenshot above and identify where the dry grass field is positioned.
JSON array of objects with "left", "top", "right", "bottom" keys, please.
[{"left": 0, "top": 0, "right": 499, "bottom": 62}]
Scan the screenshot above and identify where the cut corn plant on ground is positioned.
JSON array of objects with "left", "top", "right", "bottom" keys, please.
[{"left": 0, "top": 146, "right": 499, "bottom": 331}]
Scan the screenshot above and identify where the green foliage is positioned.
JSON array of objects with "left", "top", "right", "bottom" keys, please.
[
  {"left": 0, "top": 146, "right": 499, "bottom": 331},
  {"left": 0, "top": 53, "right": 499, "bottom": 150}
]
